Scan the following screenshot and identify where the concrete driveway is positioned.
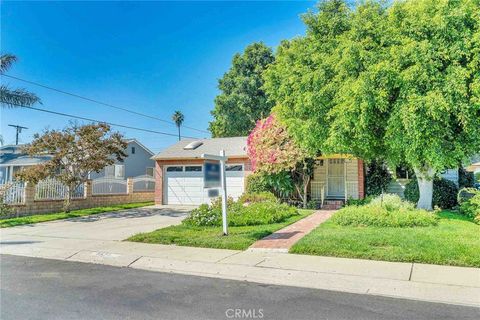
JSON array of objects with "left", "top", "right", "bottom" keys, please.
[{"left": 0, "top": 205, "right": 193, "bottom": 256}]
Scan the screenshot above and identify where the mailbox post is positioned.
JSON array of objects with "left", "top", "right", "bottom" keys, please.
[{"left": 201, "top": 150, "right": 228, "bottom": 235}]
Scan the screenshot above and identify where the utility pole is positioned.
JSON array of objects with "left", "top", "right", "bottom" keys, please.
[{"left": 8, "top": 124, "right": 28, "bottom": 145}]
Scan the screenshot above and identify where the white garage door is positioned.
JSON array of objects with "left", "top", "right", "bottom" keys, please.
[{"left": 165, "top": 164, "right": 244, "bottom": 205}]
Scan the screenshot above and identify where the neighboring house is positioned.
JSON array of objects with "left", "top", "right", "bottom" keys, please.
[
  {"left": 152, "top": 137, "right": 365, "bottom": 206},
  {"left": 0, "top": 145, "right": 52, "bottom": 185},
  {"left": 387, "top": 166, "right": 464, "bottom": 198},
  {"left": 0, "top": 139, "right": 154, "bottom": 184},
  {"left": 466, "top": 154, "right": 480, "bottom": 175},
  {"left": 89, "top": 139, "right": 155, "bottom": 180}
]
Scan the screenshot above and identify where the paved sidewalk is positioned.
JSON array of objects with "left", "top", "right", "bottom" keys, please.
[
  {"left": 2, "top": 236, "right": 479, "bottom": 307},
  {"left": 249, "top": 210, "right": 335, "bottom": 252}
]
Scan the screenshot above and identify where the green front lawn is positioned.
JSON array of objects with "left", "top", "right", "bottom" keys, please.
[
  {"left": 0, "top": 202, "right": 154, "bottom": 228},
  {"left": 128, "top": 209, "right": 313, "bottom": 250},
  {"left": 290, "top": 211, "right": 480, "bottom": 267}
]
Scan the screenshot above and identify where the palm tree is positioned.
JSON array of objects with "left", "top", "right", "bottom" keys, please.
[
  {"left": 172, "top": 111, "right": 184, "bottom": 141},
  {"left": 1, "top": 54, "right": 41, "bottom": 108}
]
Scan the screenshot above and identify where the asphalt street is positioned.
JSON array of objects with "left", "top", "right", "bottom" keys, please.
[{"left": 1, "top": 254, "right": 478, "bottom": 320}]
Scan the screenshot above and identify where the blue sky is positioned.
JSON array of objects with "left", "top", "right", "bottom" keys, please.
[{"left": 1, "top": 1, "right": 314, "bottom": 153}]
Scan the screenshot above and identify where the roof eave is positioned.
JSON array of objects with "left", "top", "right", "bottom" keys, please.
[{"left": 152, "top": 155, "right": 248, "bottom": 161}]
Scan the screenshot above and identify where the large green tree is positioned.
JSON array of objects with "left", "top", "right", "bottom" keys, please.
[
  {"left": 209, "top": 42, "right": 275, "bottom": 137},
  {"left": 264, "top": 0, "right": 480, "bottom": 210}
]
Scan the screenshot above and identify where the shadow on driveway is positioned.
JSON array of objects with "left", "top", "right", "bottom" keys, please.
[{"left": 0, "top": 241, "right": 43, "bottom": 245}]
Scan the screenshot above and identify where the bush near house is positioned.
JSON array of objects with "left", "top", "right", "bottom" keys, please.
[
  {"left": 404, "top": 177, "right": 458, "bottom": 209},
  {"left": 458, "top": 188, "right": 478, "bottom": 204},
  {"left": 458, "top": 188, "right": 480, "bottom": 223},
  {"left": 0, "top": 198, "right": 11, "bottom": 217},
  {"left": 245, "top": 171, "right": 295, "bottom": 199},
  {"left": 245, "top": 173, "right": 271, "bottom": 194},
  {"left": 345, "top": 196, "right": 373, "bottom": 207},
  {"left": 365, "top": 160, "right": 392, "bottom": 196},
  {"left": 0, "top": 185, "right": 13, "bottom": 217},
  {"left": 238, "top": 191, "right": 277, "bottom": 204},
  {"left": 182, "top": 195, "right": 299, "bottom": 227},
  {"left": 331, "top": 194, "right": 438, "bottom": 227},
  {"left": 459, "top": 168, "right": 475, "bottom": 189}
]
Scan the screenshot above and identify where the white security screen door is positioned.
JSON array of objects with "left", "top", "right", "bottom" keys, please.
[{"left": 327, "top": 159, "right": 345, "bottom": 197}]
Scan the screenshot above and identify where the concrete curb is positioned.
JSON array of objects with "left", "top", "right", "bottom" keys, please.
[{"left": 2, "top": 242, "right": 479, "bottom": 307}]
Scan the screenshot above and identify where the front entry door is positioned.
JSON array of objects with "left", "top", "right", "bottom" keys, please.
[{"left": 327, "top": 159, "right": 345, "bottom": 197}]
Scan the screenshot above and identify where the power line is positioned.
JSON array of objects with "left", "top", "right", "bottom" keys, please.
[
  {"left": 2, "top": 74, "right": 210, "bottom": 134},
  {"left": 12, "top": 103, "right": 200, "bottom": 139}
]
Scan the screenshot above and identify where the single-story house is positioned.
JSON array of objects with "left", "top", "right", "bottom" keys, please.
[
  {"left": 0, "top": 139, "right": 154, "bottom": 184},
  {"left": 152, "top": 137, "right": 252, "bottom": 205},
  {"left": 152, "top": 137, "right": 365, "bottom": 206},
  {"left": 152, "top": 136, "right": 478, "bottom": 206}
]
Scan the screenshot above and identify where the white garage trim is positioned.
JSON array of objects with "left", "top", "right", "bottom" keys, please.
[{"left": 163, "top": 164, "right": 245, "bottom": 205}]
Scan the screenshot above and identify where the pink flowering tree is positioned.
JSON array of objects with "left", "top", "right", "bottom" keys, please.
[{"left": 247, "top": 114, "right": 314, "bottom": 207}]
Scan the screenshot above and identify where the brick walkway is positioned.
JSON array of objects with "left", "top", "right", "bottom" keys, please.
[{"left": 249, "top": 210, "right": 336, "bottom": 252}]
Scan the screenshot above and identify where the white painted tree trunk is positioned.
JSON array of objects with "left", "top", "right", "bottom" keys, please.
[{"left": 413, "top": 166, "right": 436, "bottom": 211}]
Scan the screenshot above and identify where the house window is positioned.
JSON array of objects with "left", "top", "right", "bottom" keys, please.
[
  {"left": 105, "top": 165, "right": 125, "bottom": 178},
  {"left": 146, "top": 167, "right": 154, "bottom": 177},
  {"left": 185, "top": 166, "right": 202, "bottom": 172},
  {"left": 329, "top": 159, "right": 345, "bottom": 165},
  {"left": 226, "top": 165, "right": 243, "bottom": 171},
  {"left": 115, "top": 165, "right": 125, "bottom": 179},
  {"left": 105, "top": 165, "right": 115, "bottom": 177},
  {"left": 166, "top": 166, "right": 183, "bottom": 172},
  {"left": 131, "top": 147, "right": 135, "bottom": 154}
]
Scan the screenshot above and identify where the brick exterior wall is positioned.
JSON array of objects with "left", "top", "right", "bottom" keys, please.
[
  {"left": 154, "top": 157, "right": 252, "bottom": 205},
  {"left": 154, "top": 161, "right": 164, "bottom": 205},
  {"left": 9, "top": 178, "right": 154, "bottom": 216},
  {"left": 358, "top": 159, "right": 365, "bottom": 199}
]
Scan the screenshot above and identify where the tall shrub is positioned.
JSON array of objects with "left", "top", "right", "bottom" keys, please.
[
  {"left": 247, "top": 114, "right": 314, "bottom": 208},
  {"left": 459, "top": 168, "right": 475, "bottom": 189},
  {"left": 365, "top": 160, "right": 392, "bottom": 196}
]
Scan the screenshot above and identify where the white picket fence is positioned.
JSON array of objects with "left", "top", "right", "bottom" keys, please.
[
  {"left": 35, "top": 178, "right": 85, "bottom": 201},
  {"left": 2, "top": 182, "right": 25, "bottom": 204},
  {"left": 2, "top": 176, "right": 155, "bottom": 204},
  {"left": 132, "top": 175, "right": 155, "bottom": 192},
  {"left": 92, "top": 178, "right": 128, "bottom": 195}
]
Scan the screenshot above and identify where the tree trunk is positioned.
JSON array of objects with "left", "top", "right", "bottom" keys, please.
[
  {"left": 413, "top": 166, "right": 436, "bottom": 211},
  {"left": 63, "top": 184, "right": 74, "bottom": 213},
  {"left": 303, "top": 177, "right": 309, "bottom": 209}
]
